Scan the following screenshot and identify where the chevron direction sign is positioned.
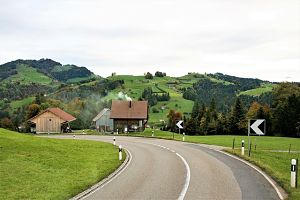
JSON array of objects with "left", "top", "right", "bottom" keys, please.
[
  {"left": 248, "top": 119, "right": 266, "bottom": 135},
  {"left": 176, "top": 120, "right": 184, "bottom": 129}
]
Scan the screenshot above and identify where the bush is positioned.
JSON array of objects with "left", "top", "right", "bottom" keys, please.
[{"left": 152, "top": 107, "right": 160, "bottom": 113}]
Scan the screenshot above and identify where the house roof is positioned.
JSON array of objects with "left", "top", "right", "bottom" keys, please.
[
  {"left": 93, "top": 108, "right": 110, "bottom": 122},
  {"left": 29, "top": 107, "right": 76, "bottom": 122},
  {"left": 110, "top": 100, "right": 148, "bottom": 119}
]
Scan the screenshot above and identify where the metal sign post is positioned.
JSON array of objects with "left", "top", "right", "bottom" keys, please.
[{"left": 176, "top": 120, "right": 183, "bottom": 140}]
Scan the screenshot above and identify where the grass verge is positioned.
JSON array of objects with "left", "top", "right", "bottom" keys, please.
[{"left": 0, "top": 128, "right": 124, "bottom": 200}]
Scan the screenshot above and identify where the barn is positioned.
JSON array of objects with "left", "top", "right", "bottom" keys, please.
[
  {"left": 29, "top": 107, "right": 76, "bottom": 134},
  {"left": 92, "top": 108, "right": 113, "bottom": 132},
  {"left": 110, "top": 100, "right": 148, "bottom": 133}
]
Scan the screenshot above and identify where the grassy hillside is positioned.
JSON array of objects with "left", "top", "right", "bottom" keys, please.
[
  {"left": 10, "top": 96, "right": 36, "bottom": 110},
  {"left": 0, "top": 128, "right": 124, "bottom": 200},
  {"left": 3, "top": 64, "right": 53, "bottom": 85},
  {"left": 102, "top": 73, "right": 275, "bottom": 125},
  {"left": 106, "top": 75, "right": 195, "bottom": 125},
  {"left": 239, "top": 83, "right": 275, "bottom": 96}
]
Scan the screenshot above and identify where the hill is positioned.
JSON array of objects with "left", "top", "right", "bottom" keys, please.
[
  {"left": 0, "top": 59, "right": 278, "bottom": 129},
  {"left": 0, "top": 59, "right": 98, "bottom": 101},
  {"left": 0, "top": 58, "right": 96, "bottom": 83}
]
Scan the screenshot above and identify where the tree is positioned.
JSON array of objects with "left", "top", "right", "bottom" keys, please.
[
  {"left": 209, "top": 98, "right": 217, "bottom": 120},
  {"left": 145, "top": 72, "right": 153, "bottom": 79},
  {"left": 272, "top": 83, "right": 300, "bottom": 137},
  {"left": 228, "top": 98, "right": 246, "bottom": 135},
  {"left": 191, "top": 101, "right": 200, "bottom": 118},
  {"left": 0, "top": 117, "right": 14, "bottom": 129},
  {"left": 167, "top": 109, "right": 182, "bottom": 132},
  {"left": 26, "top": 104, "right": 41, "bottom": 120},
  {"left": 155, "top": 71, "right": 166, "bottom": 77},
  {"left": 247, "top": 102, "right": 272, "bottom": 135}
]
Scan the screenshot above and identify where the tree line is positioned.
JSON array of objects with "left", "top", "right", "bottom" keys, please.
[
  {"left": 141, "top": 87, "right": 170, "bottom": 106},
  {"left": 167, "top": 83, "right": 300, "bottom": 137}
]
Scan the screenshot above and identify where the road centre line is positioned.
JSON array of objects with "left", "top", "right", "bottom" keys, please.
[{"left": 140, "top": 141, "right": 191, "bottom": 200}]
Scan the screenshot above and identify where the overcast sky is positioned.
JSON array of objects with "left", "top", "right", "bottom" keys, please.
[{"left": 0, "top": 0, "right": 299, "bottom": 82}]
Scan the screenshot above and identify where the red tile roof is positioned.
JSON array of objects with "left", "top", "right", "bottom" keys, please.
[
  {"left": 29, "top": 107, "right": 76, "bottom": 122},
  {"left": 110, "top": 100, "right": 148, "bottom": 119}
]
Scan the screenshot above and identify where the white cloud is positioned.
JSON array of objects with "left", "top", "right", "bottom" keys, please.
[{"left": 0, "top": 0, "right": 299, "bottom": 82}]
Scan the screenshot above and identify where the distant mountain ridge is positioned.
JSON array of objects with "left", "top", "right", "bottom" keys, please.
[{"left": 0, "top": 58, "right": 95, "bottom": 83}]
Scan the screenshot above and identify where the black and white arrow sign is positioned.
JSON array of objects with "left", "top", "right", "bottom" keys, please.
[
  {"left": 176, "top": 120, "right": 183, "bottom": 129},
  {"left": 249, "top": 119, "right": 266, "bottom": 135}
]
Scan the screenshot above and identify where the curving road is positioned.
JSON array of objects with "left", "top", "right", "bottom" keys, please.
[{"left": 44, "top": 135, "right": 285, "bottom": 200}]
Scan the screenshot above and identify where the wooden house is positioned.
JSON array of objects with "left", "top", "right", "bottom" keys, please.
[
  {"left": 92, "top": 108, "right": 113, "bottom": 132},
  {"left": 29, "top": 107, "right": 76, "bottom": 134},
  {"left": 110, "top": 100, "right": 148, "bottom": 133}
]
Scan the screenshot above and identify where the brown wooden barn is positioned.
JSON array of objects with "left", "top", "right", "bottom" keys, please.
[
  {"left": 29, "top": 108, "right": 76, "bottom": 134},
  {"left": 110, "top": 100, "right": 148, "bottom": 133}
]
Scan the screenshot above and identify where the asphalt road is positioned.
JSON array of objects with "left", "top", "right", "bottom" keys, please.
[{"left": 45, "top": 135, "right": 283, "bottom": 200}]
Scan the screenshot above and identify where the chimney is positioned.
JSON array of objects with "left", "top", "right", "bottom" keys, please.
[{"left": 129, "top": 101, "right": 132, "bottom": 108}]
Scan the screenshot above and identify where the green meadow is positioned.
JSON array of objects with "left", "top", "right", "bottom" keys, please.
[
  {"left": 3, "top": 64, "right": 52, "bottom": 85},
  {"left": 0, "top": 128, "right": 124, "bottom": 200}
]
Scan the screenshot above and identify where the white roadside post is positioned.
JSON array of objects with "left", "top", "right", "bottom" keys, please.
[
  {"left": 116, "top": 129, "right": 119, "bottom": 135},
  {"left": 241, "top": 140, "right": 245, "bottom": 155},
  {"left": 291, "top": 159, "right": 297, "bottom": 188},
  {"left": 183, "top": 132, "right": 185, "bottom": 141},
  {"left": 73, "top": 134, "right": 75, "bottom": 139},
  {"left": 113, "top": 136, "right": 116, "bottom": 146},
  {"left": 119, "top": 145, "right": 122, "bottom": 161},
  {"left": 152, "top": 130, "right": 154, "bottom": 137}
]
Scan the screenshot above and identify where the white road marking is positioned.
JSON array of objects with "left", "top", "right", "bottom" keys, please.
[
  {"left": 189, "top": 143, "right": 285, "bottom": 200},
  {"left": 220, "top": 150, "right": 285, "bottom": 200},
  {"left": 80, "top": 149, "right": 133, "bottom": 200},
  {"left": 176, "top": 153, "right": 191, "bottom": 200}
]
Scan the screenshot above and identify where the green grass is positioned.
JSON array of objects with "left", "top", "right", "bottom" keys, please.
[
  {"left": 10, "top": 97, "right": 35, "bottom": 110},
  {"left": 4, "top": 64, "right": 52, "bottom": 85},
  {"left": 239, "top": 83, "right": 275, "bottom": 96},
  {"left": 126, "top": 128, "right": 300, "bottom": 200},
  {"left": 0, "top": 128, "right": 124, "bottom": 200},
  {"left": 66, "top": 76, "right": 95, "bottom": 84}
]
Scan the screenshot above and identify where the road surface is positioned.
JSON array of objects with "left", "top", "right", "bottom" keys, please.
[{"left": 44, "top": 135, "right": 284, "bottom": 200}]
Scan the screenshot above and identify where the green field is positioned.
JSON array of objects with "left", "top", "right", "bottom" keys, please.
[
  {"left": 0, "top": 128, "right": 124, "bottom": 200},
  {"left": 239, "top": 83, "right": 275, "bottom": 96},
  {"left": 3, "top": 64, "right": 52, "bottom": 85},
  {"left": 125, "top": 129, "right": 300, "bottom": 200},
  {"left": 10, "top": 97, "right": 36, "bottom": 110}
]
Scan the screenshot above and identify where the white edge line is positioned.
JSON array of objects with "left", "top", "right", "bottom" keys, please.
[
  {"left": 218, "top": 150, "right": 285, "bottom": 200},
  {"left": 79, "top": 149, "right": 132, "bottom": 200},
  {"left": 176, "top": 153, "right": 191, "bottom": 200},
  {"left": 190, "top": 143, "right": 285, "bottom": 200}
]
